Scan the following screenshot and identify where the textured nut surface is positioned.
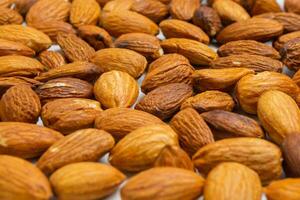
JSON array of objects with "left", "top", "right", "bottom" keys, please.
[
  {"left": 281, "top": 38, "right": 300, "bottom": 71},
  {"left": 169, "top": 0, "right": 200, "bottom": 21},
  {"left": 285, "top": 0, "right": 300, "bottom": 14},
  {"left": 0, "top": 7, "right": 23, "bottom": 25},
  {"left": 0, "top": 38, "right": 35, "bottom": 57},
  {"left": 274, "top": 31, "right": 300, "bottom": 50},
  {"left": 70, "top": 0, "right": 100, "bottom": 27},
  {"left": 251, "top": 0, "right": 281, "bottom": 15},
  {"left": 282, "top": 134, "right": 300, "bottom": 177},
  {"left": 265, "top": 178, "right": 300, "bottom": 200},
  {"left": 38, "top": 50, "right": 66, "bottom": 69}
]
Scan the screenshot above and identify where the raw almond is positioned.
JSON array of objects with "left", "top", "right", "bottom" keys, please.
[
  {"left": 273, "top": 31, "right": 300, "bottom": 50},
  {"left": 38, "top": 50, "right": 66, "bottom": 69},
  {"left": 265, "top": 178, "right": 300, "bottom": 200},
  {"left": 0, "top": 76, "right": 40, "bottom": 96},
  {"left": 0, "top": 0, "right": 12, "bottom": 8},
  {"left": 208, "top": 0, "right": 255, "bottom": 12},
  {"left": 0, "top": 38, "right": 35, "bottom": 57},
  {"left": 148, "top": 53, "right": 190, "bottom": 72},
  {"left": 37, "top": 129, "right": 114, "bottom": 175},
  {"left": 102, "top": 0, "right": 133, "bottom": 12},
  {"left": 281, "top": 37, "right": 300, "bottom": 71},
  {"left": 251, "top": 0, "right": 281, "bottom": 15},
  {"left": 293, "top": 69, "right": 300, "bottom": 86},
  {"left": 0, "top": 7, "right": 23, "bottom": 25},
  {"left": 282, "top": 134, "right": 300, "bottom": 177},
  {"left": 285, "top": 0, "right": 300, "bottom": 14},
  {"left": 169, "top": 0, "right": 200, "bottom": 21},
  {"left": 14, "top": 0, "right": 37, "bottom": 15}
]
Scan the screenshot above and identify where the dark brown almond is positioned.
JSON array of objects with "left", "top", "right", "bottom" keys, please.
[
  {"left": 38, "top": 51, "right": 66, "bottom": 70},
  {"left": 280, "top": 37, "right": 300, "bottom": 71}
]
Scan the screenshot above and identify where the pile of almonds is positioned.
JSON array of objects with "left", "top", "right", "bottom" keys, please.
[{"left": 0, "top": 0, "right": 300, "bottom": 199}]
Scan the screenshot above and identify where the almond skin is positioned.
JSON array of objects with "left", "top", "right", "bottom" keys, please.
[
  {"left": 136, "top": 83, "right": 193, "bottom": 120},
  {"left": 293, "top": 69, "right": 300, "bottom": 86},
  {"left": 0, "top": 7, "right": 23, "bottom": 25},
  {"left": 122, "top": 167, "right": 204, "bottom": 200},
  {"left": 94, "top": 70, "right": 139, "bottom": 108},
  {"left": 265, "top": 178, "right": 300, "bottom": 200},
  {"left": 0, "top": 155, "right": 52, "bottom": 200},
  {"left": 0, "top": 77, "right": 40, "bottom": 97},
  {"left": 282, "top": 134, "right": 300, "bottom": 177},
  {"left": 94, "top": 108, "right": 163, "bottom": 141},
  {"left": 273, "top": 31, "right": 300, "bottom": 50},
  {"left": 148, "top": 53, "right": 190, "bottom": 72},
  {"left": 70, "top": 0, "right": 100, "bottom": 27},
  {"left": 217, "top": 18, "right": 283, "bottom": 44},
  {"left": 37, "top": 129, "right": 114, "bottom": 175},
  {"left": 285, "top": 0, "right": 300, "bottom": 15},
  {"left": 169, "top": 0, "right": 200, "bottom": 21},
  {"left": 0, "top": 122, "right": 63, "bottom": 159},
  {"left": 281, "top": 37, "right": 300, "bottom": 71},
  {"left": 50, "top": 162, "right": 125, "bottom": 200},
  {"left": 109, "top": 124, "right": 179, "bottom": 172},
  {"left": 204, "top": 162, "right": 262, "bottom": 200},
  {"left": 14, "top": 0, "right": 37, "bottom": 15},
  {"left": 251, "top": 0, "right": 281, "bottom": 15},
  {"left": 257, "top": 90, "right": 300, "bottom": 145},
  {"left": 159, "top": 19, "right": 210, "bottom": 44},
  {"left": 38, "top": 50, "right": 66, "bottom": 70},
  {"left": 102, "top": 0, "right": 134, "bottom": 12},
  {"left": 170, "top": 108, "right": 214, "bottom": 156},
  {"left": 192, "top": 137, "right": 282, "bottom": 185},
  {"left": 0, "top": 38, "right": 35, "bottom": 57}
]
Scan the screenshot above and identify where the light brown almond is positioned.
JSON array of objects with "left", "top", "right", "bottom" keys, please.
[
  {"left": 38, "top": 50, "right": 66, "bottom": 70},
  {"left": 170, "top": 0, "right": 200, "bottom": 21},
  {"left": 0, "top": 38, "right": 35, "bottom": 57}
]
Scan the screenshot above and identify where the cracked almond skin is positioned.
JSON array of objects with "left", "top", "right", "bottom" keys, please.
[
  {"left": 121, "top": 167, "right": 204, "bottom": 200},
  {"left": 0, "top": 7, "right": 23, "bottom": 25},
  {"left": 285, "top": 0, "right": 300, "bottom": 15},
  {"left": 37, "top": 129, "right": 114, "bottom": 175},
  {"left": 50, "top": 162, "right": 125, "bottom": 200},
  {"left": 57, "top": 33, "right": 95, "bottom": 62},
  {"left": 114, "top": 33, "right": 162, "bottom": 60},
  {"left": 236, "top": 71, "right": 299, "bottom": 114},
  {"left": 0, "top": 155, "right": 52, "bottom": 200},
  {"left": 94, "top": 108, "right": 163, "bottom": 141},
  {"left": 94, "top": 70, "right": 139, "bottom": 108},
  {"left": 192, "top": 68, "right": 254, "bottom": 91},
  {"left": 38, "top": 50, "right": 66, "bottom": 70},
  {"left": 192, "top": 6, "right": 223, "bottom": 38},
  {"left": 0, "top": 84, "right": 41, "bottom": 123},
  {"left": 282, "top": 134, "right": 300, "bottom": 177},
  {"left": 257, "top": 90, "right": 300, "bottom": 145},
  {"left": 273, "top": 31, "right": 300, "bottom": 50},
  {"left": 265, "top": 178, "right": 300, "bottom": 200},
  {"left": 109, "top": 124, "right": 179, "bottom": 172},
  {"left": 170, "top": 0, "right": 200, "bottom": 21},
  {"left": 0, "top": 38, "right": 35, "bottom": 57},
  {"left": 201, "top": 110, "right": 264, "bottom": 140},
  {"left": 70, "top": 0, "right": 101, "bottom": 27},
  {"left": 216, "top": 18, "right": 283, "bottom": 44},
  {"left": 181, "top": 91, "right": 235, "bottom": 112},
  {"left": 78, "top": 25, "right": 113, "bottom": 50},
  {"left": 0, "top": 25, "right": 52, "bottom": 52},
  {"left": 36, "top": 77, "right": 93, "bottom": 103},
  {"left": 204, "top": 162, "right": 262, "bottom": 200},
  {"left": 281, "top": 38, "right": 300, "bottom": 71},
  {"left": 159, "top": 19, "right": 209, "bottom": 44},
  {"left": 192, "top": 137, "right": 282, "bottom": 185},
  {"left": 141, "top": 54, "right": 194, "bottom": 93},
  {"left": 211, "top": 54, "right": 284, "bottom": 72},
  {"left": 90, "top": 48, "right": 147, "bottom": 78},
  {"left": 0, "top": 122, "right": 63, "bottom": 159},
  {"left": 160, "top": 38, "right": 217, "bottom": 66},
  {"left": 251, "top": 0, "right": 281, "bottom": 15},
  {"left": 154, "top": 145, "right": 194, "bottom": 170},
  {"left": 218, "top": 40, "right": 280, "bottom": 59},
  {"left": 136, "top": 83, "right": 193, "bottom": 120},
  {"left": 35, "top": 62, "right": 102, "bottom": 82},
  {"left": 101, "top": 10, "right": 159, "bottom": 37},
  {"left": 170, "top": 108, "right": 214, "bottom": 156},
  {"left": 41, "top": 98, "right": 102, "bottom": 134}
]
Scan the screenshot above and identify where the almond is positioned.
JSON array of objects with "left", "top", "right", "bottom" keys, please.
[
  {"left": 50, "top": 162, "right": 125, "bottom": 200},
  {"left": 94, "top": 108, "right": 163, "bottom": 141},
  {"left": 273, "top": 31, "right": 300, "bottom": 50},
  {"left": 170, "top": 108, "right": 214, "bottom": 156},
  {"left": 148, "top": 53, "right": 190, "bottom": 71},
  {"left": 169, "top": 0, "right": 200, "bottom": 21},
  {"left": 14, "top": 0, "right": 37, "bottom": 15},
  {"left": 282, "top": 134, "right": 300, "bottom": 177},
  {"left": 0, "top": 38, "right": 35, "bottom": 57},
  {"left": 0, "top": 7, "right": 23, "bottom": 25},
  {"left": 102, "top": 0, "right": 133, "bottom": 12},
  {"left": 281, "top": 37, "right": 300, "bottom": 71},
  {"left": 285, "top": 0, "right": 300, "bottom": 15},
  {"left": 251, "top": 0, "right": 281, "bottom": 15},
  {"left": 109, "top": 124, "right": 179, "bottom": 172},
  {"left": 37, "top": 129, "right": 114, "bottom": 175},
  {"left": 208, "top": 0, "right": 255, "bottom": 12},
  {"left": 0, "top": 76, "right": 40, "bottom": 96},
  {"left": 94, "top": 70, "right": 139, "bottom": 108},
  {"left": 265, "top": 178, "right": 300, "bottom": 200},
  {"left": 0, "top": 0, "right": 13, "bottom": 8},
  {"left": 192, "top": 137, "right": 282, "bottom": 184},
  {"left": 0, "top": 122, "right": 63, "bottom": 159},
  {"left": 293, "top": 69, "right": 300, "bottom": 86},
  {"left": 38, "top": 50, "right": 66, "bottom": 70}
]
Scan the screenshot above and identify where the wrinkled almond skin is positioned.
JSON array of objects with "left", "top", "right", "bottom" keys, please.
[
  {"left": 101, "top": 10, "right": 159, "bottom": 37},
  {"left": 57, "top": 33, "right": 95, "bottom": 62},
  {"left": 217, "top": 18, "right": 283, "bottom": 44},
  {"left": 170, "top": 0, "right": 200, "bottom": 21},
  {"left": 0, "top": 38, "right": 35, "bottom": 57},
  {"left": 41, "top": 98, "right": 102, "bottom": 134},
  {"left": 109, "top": 124, "right": 179, "bottom": 172},
  {"left": 136, "top": 83, "right": 193, "bottom": 120},
  {"left": 285, "top": 0, "right": 300, "bottom": 15},
  {"left": 114, "top": 33, "right": 162, "bottom": 60},
  {"left": 282, "top": 134, "right": 300, "bottom": 177},
  {"left": 94, "top": 108, "right": 163, "bottom": 141},
  {"left": 281, "top": 38, "right": 300, "bottom": 71},
  {"left": 70, "top": 0, "right": 100, "bottom": 27},
  {"left": 265, "top": 178, "right": 300, "bottom": 200},
  {"left": 0, "top": 122, "right": 63, "bottom": 159},
  {"left": 192, "top": 137, "right": 282, "bottom": 185},
  {"left": 0, "top": 155, "right": 52, "bottom": 200},
  {"left": 257, "top": 90, "right": 300, "bottom": 145},
  {"left": 192, "top": 68, "right": 255, "bottom": 91},
  {"left": 94, "top": 70, "right": 139, "bottom": 108},
  {"left": 78, "top": 25, "right": 113, "bottom": 50},
  {"left": 0, "top": 7, "right": 23, "bottom": 25},
  {"left": 273, "top": 31, "right": 300, "bottom": 50},
  {"left": 192, "top": 6, "right": 223, "bottom": 38},
  {"left": 154, "top": 145, "right": 194, "bottom": 170},
  {"left": 50, "top": 162, "right": 125, "bottom": 200},
  {"left": 201, "top": 110, "right": 264, "bottom": 140},
  {"left": 204, "top": 162, "right": 262, "bottom": 200},
  {"left": 36, "top": 78, "right": 93, "bottom": 103},
  {"left": 236, "top": 71, "right": 299, "bottom": 114},
  {"left": 0, "top": 84, "right": 41, "bottom": 123},
  {"left": 160, "top": 38, "right": 217, "bottom": 66},
  {"left": 102, "top": 0, "right": 134, "bottom": 12},
  {"left": 37, "top": 129, "right": 114, "bottom": 175},
  {"left": 35, "top": 62, "right": 102, "bottom": 82},
  {"left": 38, "top": 51, "right": 66, "bottom": 70},
  {"left": 170, "top": 108, "right": 214, "bottom": 156},
  {"left": 121, "top": 167, "right": 204, "bottom": 200},
  {"left": 251, "top": 0, "right": 281, "bottom": 15},
  {"left": 211, "top": 54, "right": 284, "bottom": 72},
  {"left": 218, "top": 40, "right": 280, "bottom": 59},
  {"left": 159, "top": 19, "right": 209, "bottom": 44},
  {"left": 141, "top": 54, "right": 194, "bottom": 93},
  {"left": 90, "top": 48, "right": 147, "bottom": 78},
  {"left": 181, "top": 91, "right": 235, "bottom": 112}
]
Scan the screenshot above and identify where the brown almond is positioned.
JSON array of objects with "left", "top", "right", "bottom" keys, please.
[
  {"left": 293, "top": 68, "right": 300, "bottom": 86},
  {"left": 285, "top": 0, "right": 300, "bottom": 15},
  {"left": 208, "top": 0, "right": 255, "bottom": 12},
  {"left": 0, "top": 7, "right": 23, "bottom": 25},
  {"left": 170, "top": 0, "right": 200, "bottom": 21},
  {"left": 0, "top": 0, "right": 13, "bottom": 8},
  {"left": 282, "top": 134, "right": 300, "bottom": 177},
  {"left": 38, "top": 50, "right": 66, "bottom": 70},
  {"left": 265, "top": 178, "right": 300, "bottom": 200},
  {"left": 14, "top": 0, "right": 37, "bottom": 15},
  {"left": 281, "top": 37, "right": 300, "bottom": 71},
  {"left": 102, "top": 0, "right": 134, "bottom": 12},
  {"left": 0, "top": 38, "right": 35, "bottom": 57},
  {"left": 251, "top": 0, "right": 281, "bottom": 15},
  {"left": 273, "top": 31, "right": 300, "bottom": 50},
  {"left": 148, "top": 53, "right": 190, "bottom": 72}
]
